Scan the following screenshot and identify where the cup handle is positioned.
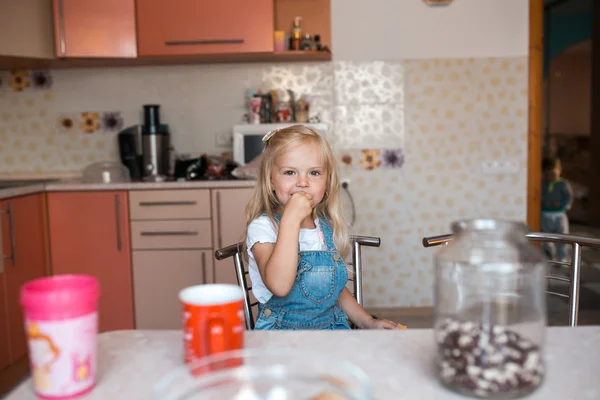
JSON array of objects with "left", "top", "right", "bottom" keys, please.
[{"left": 203, "top": 314, "right": 227, "bottom": 356}]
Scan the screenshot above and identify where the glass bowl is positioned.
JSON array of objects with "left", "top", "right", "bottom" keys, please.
[
  {"left": 153, "top": 348, "right": 372, "bottom": 400},
  {"left": 82, "top": 161, "right": 131, "bottom": 183}
]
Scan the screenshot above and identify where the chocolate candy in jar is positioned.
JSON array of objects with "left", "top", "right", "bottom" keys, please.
[{"left": 433, "top": 219, "right": 547, "bottom": 399}]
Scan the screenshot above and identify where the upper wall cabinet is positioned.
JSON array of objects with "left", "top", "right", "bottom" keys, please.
[
  {"left": 0, "top": 0, "right": 54, "bottom": 59},
  {"left": 136, "top": 0, "right": 274, "bottom": 56},
  {"left": 52, "top": 0, "right": 137, "bottom": 58}
]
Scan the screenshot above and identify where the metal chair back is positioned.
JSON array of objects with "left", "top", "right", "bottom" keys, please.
[
  {"left": 422, "top": 232, "right": 600, "bottom": 327},
  {"left": 215, "top": 235, "right": 381, "bottom": 330}
]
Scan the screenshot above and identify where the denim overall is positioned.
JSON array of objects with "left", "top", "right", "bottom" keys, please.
[{"left": 254, "top": 215, "right": 351, "bottom": 330}]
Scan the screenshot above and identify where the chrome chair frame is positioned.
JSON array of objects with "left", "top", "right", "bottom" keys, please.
[
  {"left": 422, "top": 232, "right": 600, "bottom": 327},
  {"left": 215, "top": 235, "right": 381, "bottom": 330}
]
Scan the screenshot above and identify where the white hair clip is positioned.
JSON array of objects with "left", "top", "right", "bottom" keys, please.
[{"left": 262, "top": 129, "right": 280, "bottom": 144}]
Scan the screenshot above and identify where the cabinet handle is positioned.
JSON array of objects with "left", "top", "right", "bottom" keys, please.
[
  {"left": 201, "top": 252, "right": 207, "bottom": 284},
  {"left": 216, "top": 192, "right": 222, "bottom": 248},
  {"left": 115, "top": 194, "right": 122, "bottom": 252},
  {"left": 138, "top": 201, "right": 197, "bottom": 207},
  {"left": 140, "top": 231, "right": 198, "bottom": 237},
  {"left": 164, "top": 39, "right": 244, "bottom": 46},
  {"left": 57, "top": 0, "right": 66, "bottom": 56},
  {"left": 0, "top": 203, "right": 16, "bottom": 266},
  {"left": 7, "top": 202, "right": 15, "bottom": 266}
]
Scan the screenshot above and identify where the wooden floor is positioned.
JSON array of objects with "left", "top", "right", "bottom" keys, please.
[{"left": 367, "top": 307, "right": 600, "bottom": 330}]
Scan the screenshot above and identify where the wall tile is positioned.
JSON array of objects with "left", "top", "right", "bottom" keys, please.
[
  {"left": 334, "top": 61, "right": 404, "bottom": 104},
  {"left": 334, "top": 104, "right": 404, "bottom": 148},
  {"left": 0, "top": 57, "right": 529, "bottom": 310}
]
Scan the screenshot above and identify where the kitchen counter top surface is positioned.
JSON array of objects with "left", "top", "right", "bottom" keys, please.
[{"left": 0, "top": 179, "right": 256, "bottom": 200}]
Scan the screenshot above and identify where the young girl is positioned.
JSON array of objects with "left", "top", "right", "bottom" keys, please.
[{"left": 244, "top": 125, "right": 400, "bottom": 330}]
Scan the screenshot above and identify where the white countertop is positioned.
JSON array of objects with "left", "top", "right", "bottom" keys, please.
[
  {"left": 0, "top": 179, "right": 256, "bottom": 200},
  {"left": 6, "top": 327, "right": 600, "bottom": 399}
]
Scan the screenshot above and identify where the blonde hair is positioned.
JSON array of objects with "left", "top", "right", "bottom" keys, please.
[{"left": 242, "top": 125, "right": 350, "bottom": 259}]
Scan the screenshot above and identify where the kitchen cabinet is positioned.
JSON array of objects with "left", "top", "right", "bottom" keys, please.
[
  {"left": 1, "top": 194, "right": 47, "bottom": 365},
  {"left": 0, "top": 274, "right": 10, "bottom": 372},
  {"left": 211, "top": 188, "right": 254, "bottom": 285},
  {"left": 136, "top": 0, "right": 274, "bottom": 56},
  {"left": 129, "top": 189, "right": 215, "bottom": 330},
  {"left": 47, "top": 191, "right": 134, "bottom": 332},
  {"left": 51, "top": 0, "right": 137, "bottom": 58},
  {"left": 132, "top": 250, "right": 212, "bottom": 329},
  {"left": 0, "top": 0, "right": 54, "bottom": 59}
]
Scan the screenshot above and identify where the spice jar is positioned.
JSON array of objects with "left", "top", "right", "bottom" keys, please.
[{"left": 433, "top": 219, "right": 547, "bottom": 399}]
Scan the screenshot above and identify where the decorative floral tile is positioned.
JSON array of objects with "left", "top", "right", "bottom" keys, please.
[
  {"left": 80, "top": 112, "right": 100, "bottom": 133},
  {"left": 9, "top": 70, "right": 29, "bottom": 92},
  {"left": 30, "top": 71, "right": 53, "bottom": 90},
  {"left": 57, "top": 111, "right": 124, "bottom": 134},
  {"left": 99, "top": 112, "right": 124, "bottom": 131},
  {"left": 381, "top": 148, "right": 405, "bottom": 168},
  {"left": 338, "top": 148, "right": 405, "bottom": 171},
  {"left": 6, "top": 70, "right": 53, "bottom": 92},
  {"left": 57, "top": 113, "right": 77, "bottom": 133},
  {"left": 334, "top": 104, "right": 404, "bottom": 149},
  {"left": 334, "top": 61, "right": 405, "bottom": 105}
]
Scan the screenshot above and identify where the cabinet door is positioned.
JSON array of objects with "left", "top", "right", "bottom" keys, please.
[
  {"left": 211, "top": 188, "right": 254, "bottom": 285},
  {"left": 52, "top": 0, "right": 137, "bottom": 57},
  {"left": 47, "top": 192, "right": 134, "bottom": 332},
  {"left": 2, "top": 194, "right": 47, "bottom": 364},
  {"left": 133, "top": 250, "right": 212, "bottom": 330},
  {"left": 137, "top": 0, "right": 274, "bottom": 56},
  {"left": 0, "top": 205, "right": 10, "bottom": 371},
  {"left": 0, "top": 0, "right": 54, "bottom": 58}
]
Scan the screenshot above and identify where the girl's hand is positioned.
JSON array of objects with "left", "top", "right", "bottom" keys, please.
[
  {"left": 283, "top": 191, "right": 314, "bottom": 223},
  {"left": 363, "top": 318, "right": 401, "bottom": 330}
]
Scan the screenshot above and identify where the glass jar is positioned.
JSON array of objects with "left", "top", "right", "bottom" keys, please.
[
  {"left": 153, "top": 348, "right": 372, "bottom": 400},
  {"left": 433, "top": 219, "right": 547, "bottom": 399}
]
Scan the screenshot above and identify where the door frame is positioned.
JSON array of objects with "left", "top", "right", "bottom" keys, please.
[{"left": 528, "top": 0, "right": 543, "bottom": 231}]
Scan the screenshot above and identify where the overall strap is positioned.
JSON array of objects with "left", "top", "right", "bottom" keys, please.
[{"left": 318, "top": 216, "right": 337, "bottom": 252}]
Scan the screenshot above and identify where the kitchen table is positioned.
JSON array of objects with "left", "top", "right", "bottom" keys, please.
[{"left": 6, "top": 327, "right": 600, "bottom": 399}]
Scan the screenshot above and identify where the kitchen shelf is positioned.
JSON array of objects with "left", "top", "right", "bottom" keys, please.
[{"left": 0, "top": 51, "right": 331, "bottom": 71}]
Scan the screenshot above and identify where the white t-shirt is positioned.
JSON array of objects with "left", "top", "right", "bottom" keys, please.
[{"left": 246, "top": 215, "right": 327, "bottom": 303}]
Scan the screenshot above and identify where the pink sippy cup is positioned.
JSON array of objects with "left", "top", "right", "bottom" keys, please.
[{"left": 20, "top": 274, "right": 100, "bottom": 399}]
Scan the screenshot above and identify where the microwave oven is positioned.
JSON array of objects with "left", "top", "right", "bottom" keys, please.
[{"left": 232, "top": 123, "right": 329, "bottom": 166}]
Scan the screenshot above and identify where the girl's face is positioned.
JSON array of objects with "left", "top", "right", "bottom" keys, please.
[
  {"left": 270, "top": 141, "right": 327, "bottom": 209},
  {"left": 545, "top": 161, "right": 561, "bottom": 181}
]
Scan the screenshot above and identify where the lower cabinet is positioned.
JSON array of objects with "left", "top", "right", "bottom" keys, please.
[
  {"left": 132, "top": 250, "right": 212, "bottom": 329},
  {"left": 211, "top": 188, "right": 254, "bottom": 285},
  {"left": 47, "top": 191, "right": 134, "bottom": 332},
  {"left": 2, "top": 194, "right": 48, "bottom": 365}
]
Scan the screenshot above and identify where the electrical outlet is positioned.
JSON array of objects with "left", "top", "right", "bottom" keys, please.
[
  {"left": 341, "top": 178, "right": 351, "bottom": 188},
  {"left": 481, "top": 160, "right": 520, "bottom": 175},
  {"left": 215, "top": 131, "right": 233, "bottom": 147}
]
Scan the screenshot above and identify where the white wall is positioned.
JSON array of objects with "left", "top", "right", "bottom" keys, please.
[{"left": 332, "top": 0, "right": 529, "bottom": 60}]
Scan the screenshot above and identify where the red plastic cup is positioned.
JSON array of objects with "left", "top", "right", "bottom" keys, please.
[
  {"left": 179, "top": 284, "right": 245, "bottom": 365},
  {"left": 20, "top": 274, "right": 100, "bottom": 399}
]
